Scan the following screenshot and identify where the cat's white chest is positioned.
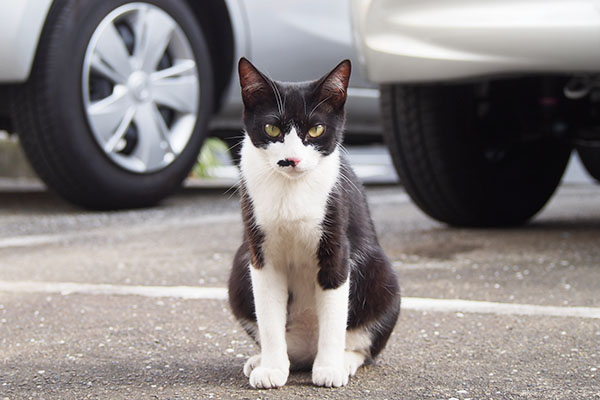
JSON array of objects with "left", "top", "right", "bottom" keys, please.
[
  {"left": 253, "top": 180, "right": 326, "bottom": 230},
  {"left": 240, "top": 136, "right": 341, "bottom": 257},
  {"left": 251, "top": 179, "right": 331, "bottom": 268}
]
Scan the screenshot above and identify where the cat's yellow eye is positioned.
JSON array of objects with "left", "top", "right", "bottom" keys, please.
[
  {"left": 264, "top": 124, "right": 281, "bottom": 137},
  {"left": 308, "top": 124, "right": 325, "bottom": 138}
]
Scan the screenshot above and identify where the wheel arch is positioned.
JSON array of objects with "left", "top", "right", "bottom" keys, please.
[{"left": 183, "top": 0, "right": 235, "bottom": 114}]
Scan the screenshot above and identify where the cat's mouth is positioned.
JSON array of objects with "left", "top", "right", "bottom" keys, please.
[{"left": 277, "top": 168, "right": 306, "bottom": 179}]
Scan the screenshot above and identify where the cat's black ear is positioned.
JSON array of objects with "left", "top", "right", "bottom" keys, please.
[
  {"left": 239, "top": 57, "right": 270, "bottom": 109},
  {"left": 316, "top": 59, "right": 351, "bottom": 109}
]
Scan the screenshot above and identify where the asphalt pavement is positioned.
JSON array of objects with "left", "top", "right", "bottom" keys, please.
[{"left": 0, "top": 181, "right": 599, "bottom": 399}]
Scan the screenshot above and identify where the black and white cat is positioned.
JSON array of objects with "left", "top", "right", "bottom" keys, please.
[{"left": 228, "top": 58, "right": 400, "bottom": 389}]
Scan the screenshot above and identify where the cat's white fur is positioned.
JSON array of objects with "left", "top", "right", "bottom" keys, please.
[{"left": 239, "top": 128, "right": 369, "bottom": 388}]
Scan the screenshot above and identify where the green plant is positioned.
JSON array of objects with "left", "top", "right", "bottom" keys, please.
[{"left": 192, "top": 137, "right": 230, "bottom": 178}]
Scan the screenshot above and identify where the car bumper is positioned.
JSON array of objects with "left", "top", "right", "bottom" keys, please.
[
  {"left": 352, "top": 0, "right": 600, "bottom": 83},
  {"left": 0, "top": 0, "right": 53, "bottom": 82}
]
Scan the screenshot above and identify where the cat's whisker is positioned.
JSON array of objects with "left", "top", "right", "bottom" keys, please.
[
  {"left": 265, "top": 113, "right": 282, "bottom": 121},
  {"left": 226, "top": 140, "right": 244, "bottom": 153},
  {"left": 268, "top": 79, "right": 284, "bottom": 115},
  {"left": 308, "top": 95, "right": 332, "bottom": 119},
  {"left": 275, "top": 84, "right": 284, "bottom": 114},
  {"left": 224, "top": 180, "right": 242, "bottom": 199},
  {"left": 334, "top": 176, "right": 354, "bottom": 195},
  {"left": 226, "top": 188, "right": 241, "bottom": 201},
  {"left": 338, "top": 169, "right": 361, "bottom": 194},
  {"left": 224, "top": 135, "right": 246, "bottom": 140},
  {"left": 338, "top": 144, "right": 352, "bottom": 158}
]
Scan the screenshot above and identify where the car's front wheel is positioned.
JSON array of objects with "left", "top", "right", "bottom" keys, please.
[
  {"left": 381, "top": 79, "right": 571, "bottom": 227},
  {"left": 13, "top": 0, "right": 214, "bottom": 209}
]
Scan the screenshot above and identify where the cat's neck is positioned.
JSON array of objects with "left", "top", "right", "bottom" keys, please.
[{"left": 240, "top": 135, "right": 340, "bottom": 225}]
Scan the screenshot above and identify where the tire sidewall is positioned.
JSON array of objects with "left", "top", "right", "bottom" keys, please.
[{"left": 39, "top": 0, "right": 214, "bottom": 207}]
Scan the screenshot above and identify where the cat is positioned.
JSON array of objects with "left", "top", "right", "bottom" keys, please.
[{"left": 228, "top": 57, "right": 401, "bottom": 389}]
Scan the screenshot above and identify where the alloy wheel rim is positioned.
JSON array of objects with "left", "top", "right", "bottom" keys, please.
[{"left": 82, "top": 2, "right": 200, "bottom": 173}]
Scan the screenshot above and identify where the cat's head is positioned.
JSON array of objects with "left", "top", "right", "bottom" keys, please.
[{"left": 238, "top": 58, "right": 351, "bottom": 179}]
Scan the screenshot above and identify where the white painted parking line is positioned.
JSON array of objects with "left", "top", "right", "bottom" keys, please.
[
  {"left": 1, "top": 280, "right": 599, "bottom": 319},
  {"left": 0, "top": 280, "right": 228, "bottom": 300},
  {"left": 402, "top": 297, "right": 600, "bottom": 319},
  {"left": 0, "top": 235, "right": 68, "bottom": 249}
]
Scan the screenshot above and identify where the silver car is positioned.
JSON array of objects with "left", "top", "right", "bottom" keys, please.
[
  {"left": 0, "top": 0, "right": 380, "bottom": 209},
  {"left": 352, "top": 0, "right": 600, "bottom": 226}
]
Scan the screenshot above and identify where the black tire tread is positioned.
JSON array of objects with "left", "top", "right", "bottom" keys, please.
[
  {"left": 382, "top": 85, "right": 455, "bottom": 222},
  {"left": 12, "top": 2, "right": 84, "bottom": 201},
  {"left": 381, "top": 82, "right": 571, "bottom": 227}
]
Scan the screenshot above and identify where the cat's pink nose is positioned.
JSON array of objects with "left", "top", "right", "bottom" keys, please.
[{"left": 286, "top": 158, "right": 301, "bottom": 167}]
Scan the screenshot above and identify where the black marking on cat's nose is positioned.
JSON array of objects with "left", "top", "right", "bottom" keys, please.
[{"left": 277, "top": 158, "right": 300, "bottom": 168}]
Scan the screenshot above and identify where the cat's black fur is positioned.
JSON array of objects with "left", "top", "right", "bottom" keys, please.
[{"left": 229, "top": 58, "right": 401, "bottom": 362}]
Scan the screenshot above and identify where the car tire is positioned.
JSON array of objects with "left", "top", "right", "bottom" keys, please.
[
  {"left": 577, "top": 146, "right": 600, "bottom": 182},
  {"left": 381, "top": 81, "right": 571, "bottom": 227},
  {"left": 12, "top": 0, "right": 214, "bottom": 209}
]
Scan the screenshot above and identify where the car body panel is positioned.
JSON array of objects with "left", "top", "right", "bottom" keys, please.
[
  {"left": 352, "top": 0, "right": 600, "bottom": 83},
  {"left": 213, "top": 0, "right": 382, "bottom": 134},
  {"left": 0, "top": 0, "right": 53, "bottom": 82}
]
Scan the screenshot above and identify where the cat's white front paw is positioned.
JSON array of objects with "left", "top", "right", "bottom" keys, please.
[
  {"left": 249, "top": 366, "right": 289, "bottom": 389},
  {"left": 312, "top": 365, "right": 349, "bottom": 388},
  {"left": 243, "top": 354, "right": 261, "bottom": 377}
]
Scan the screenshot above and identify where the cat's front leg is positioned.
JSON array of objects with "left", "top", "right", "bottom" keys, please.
[
  {"left": 312, "top": 277, "right": 350, "bottom": 387},
  {"left": 248, "top": 263, "right": 290, "bottom": 389}
]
